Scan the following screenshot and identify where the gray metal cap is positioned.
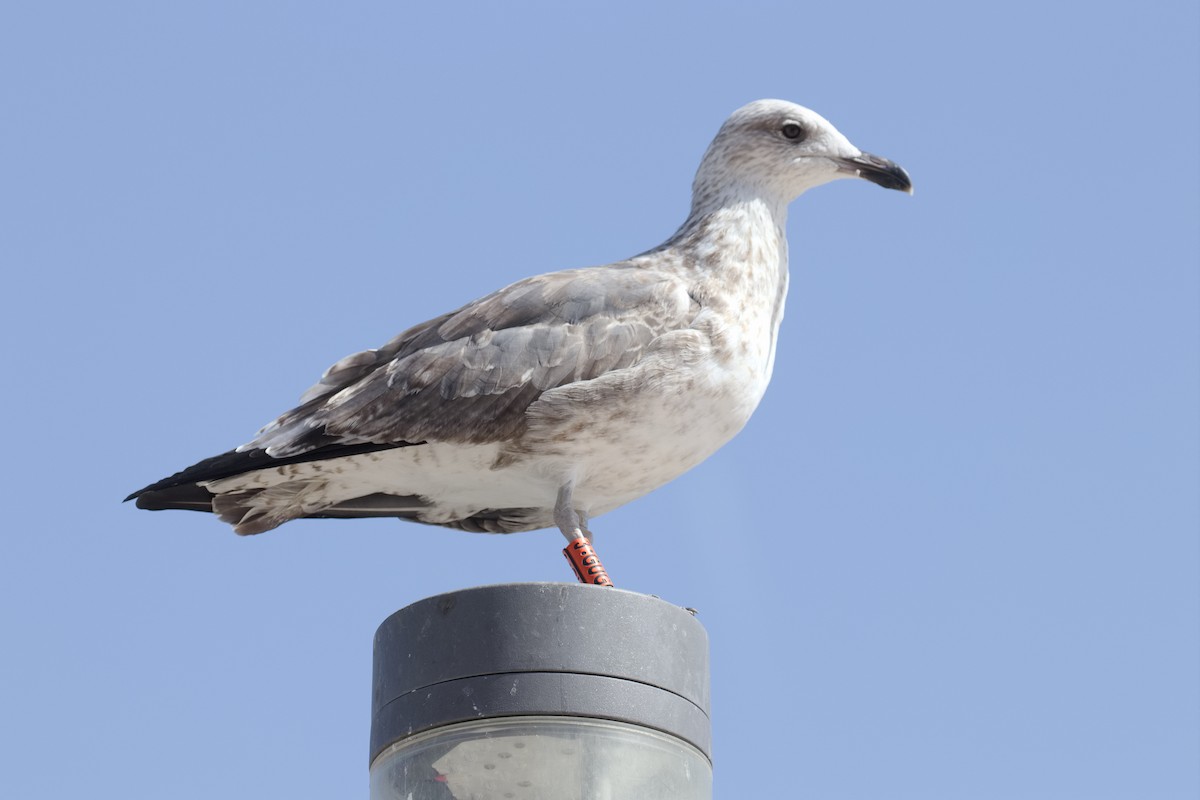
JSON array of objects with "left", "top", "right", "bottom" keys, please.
[{"left": 370, "top": 582, "right": 711, "bottom": 763}]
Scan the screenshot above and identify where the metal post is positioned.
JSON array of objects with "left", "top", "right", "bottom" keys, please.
[{"left": 369, "top": 582, "right": 712, "bottom": 799}]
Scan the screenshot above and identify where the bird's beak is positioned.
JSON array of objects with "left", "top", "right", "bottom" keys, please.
[{"left": 835, "top": 152, "right": 913, "bottom": 195}]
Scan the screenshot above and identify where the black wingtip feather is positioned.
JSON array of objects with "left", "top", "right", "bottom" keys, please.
[
  {"left": 134, "top": 484, "right": 216, "bottom": 511},
  {"left": 125, "top": 440, "right": 423, "bottom": 510}
]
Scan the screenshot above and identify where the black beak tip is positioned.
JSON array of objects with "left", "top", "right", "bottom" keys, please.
[
  {"left": 875, "top": 164, "right": 913, "bottom": 195},
  {"left": 844, "top": 152, "right": 913, "bottom": 195}
]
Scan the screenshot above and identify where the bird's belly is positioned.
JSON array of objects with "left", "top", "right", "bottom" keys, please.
[
  {"left": 515, "top": 350, "right": 772, "bottom": 516},
  {"left": 569, "top": 401, "right": 750, "bottom": 516}
]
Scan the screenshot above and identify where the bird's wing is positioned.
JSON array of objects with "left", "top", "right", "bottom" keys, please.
[{"left": 246, "top": 262, "right": 700, "bottom": 458}]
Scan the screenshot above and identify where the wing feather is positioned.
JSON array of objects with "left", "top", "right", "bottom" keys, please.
[{"left": 248, "top": 263, "right": 698, "bottom": 458}]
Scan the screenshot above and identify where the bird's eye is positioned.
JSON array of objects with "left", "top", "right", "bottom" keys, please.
[{"left": 781, "top": 123, "right": 804, "bottom": 140}]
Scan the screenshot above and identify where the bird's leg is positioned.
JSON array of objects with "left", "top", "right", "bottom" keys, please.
[
  {"left": 555, "top": 483, "right": 613, "bottom": 587},
  {"left": 578, "top": 510, "right": 594, "bottom": 546},
  {"left": 553, "top": 482, "right": 585, "bottom": 542}
]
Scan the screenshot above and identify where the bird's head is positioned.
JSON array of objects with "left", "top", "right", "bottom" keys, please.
[{"left": 691, "top": 99, "right": 912, "bottom": 213}]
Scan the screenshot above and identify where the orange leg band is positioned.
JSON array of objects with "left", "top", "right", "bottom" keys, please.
[{"left": 563, "top": 537, "right": 614, "bottom": 587}]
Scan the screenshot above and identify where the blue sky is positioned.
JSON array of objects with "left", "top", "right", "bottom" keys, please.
[{"left": 2, "top": 2, "right": 1197, "bottom": 798}]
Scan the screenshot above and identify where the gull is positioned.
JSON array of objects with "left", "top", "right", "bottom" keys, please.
[{"left": 127, "top": 99, "right": 911, "bottom": 583}]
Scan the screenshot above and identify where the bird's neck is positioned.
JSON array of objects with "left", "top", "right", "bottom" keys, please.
[
  {"left": 654, "top": 194, "right": 791, "bottom": 394},
  {"left": 684, "top": 179, "right": 790, "bottom": 230},
  {"left": 653, "top": 195, "right": 791, "bottom": 372},
  {"left": 664, "top": 195, "right": 789, "bottom": 284}
]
